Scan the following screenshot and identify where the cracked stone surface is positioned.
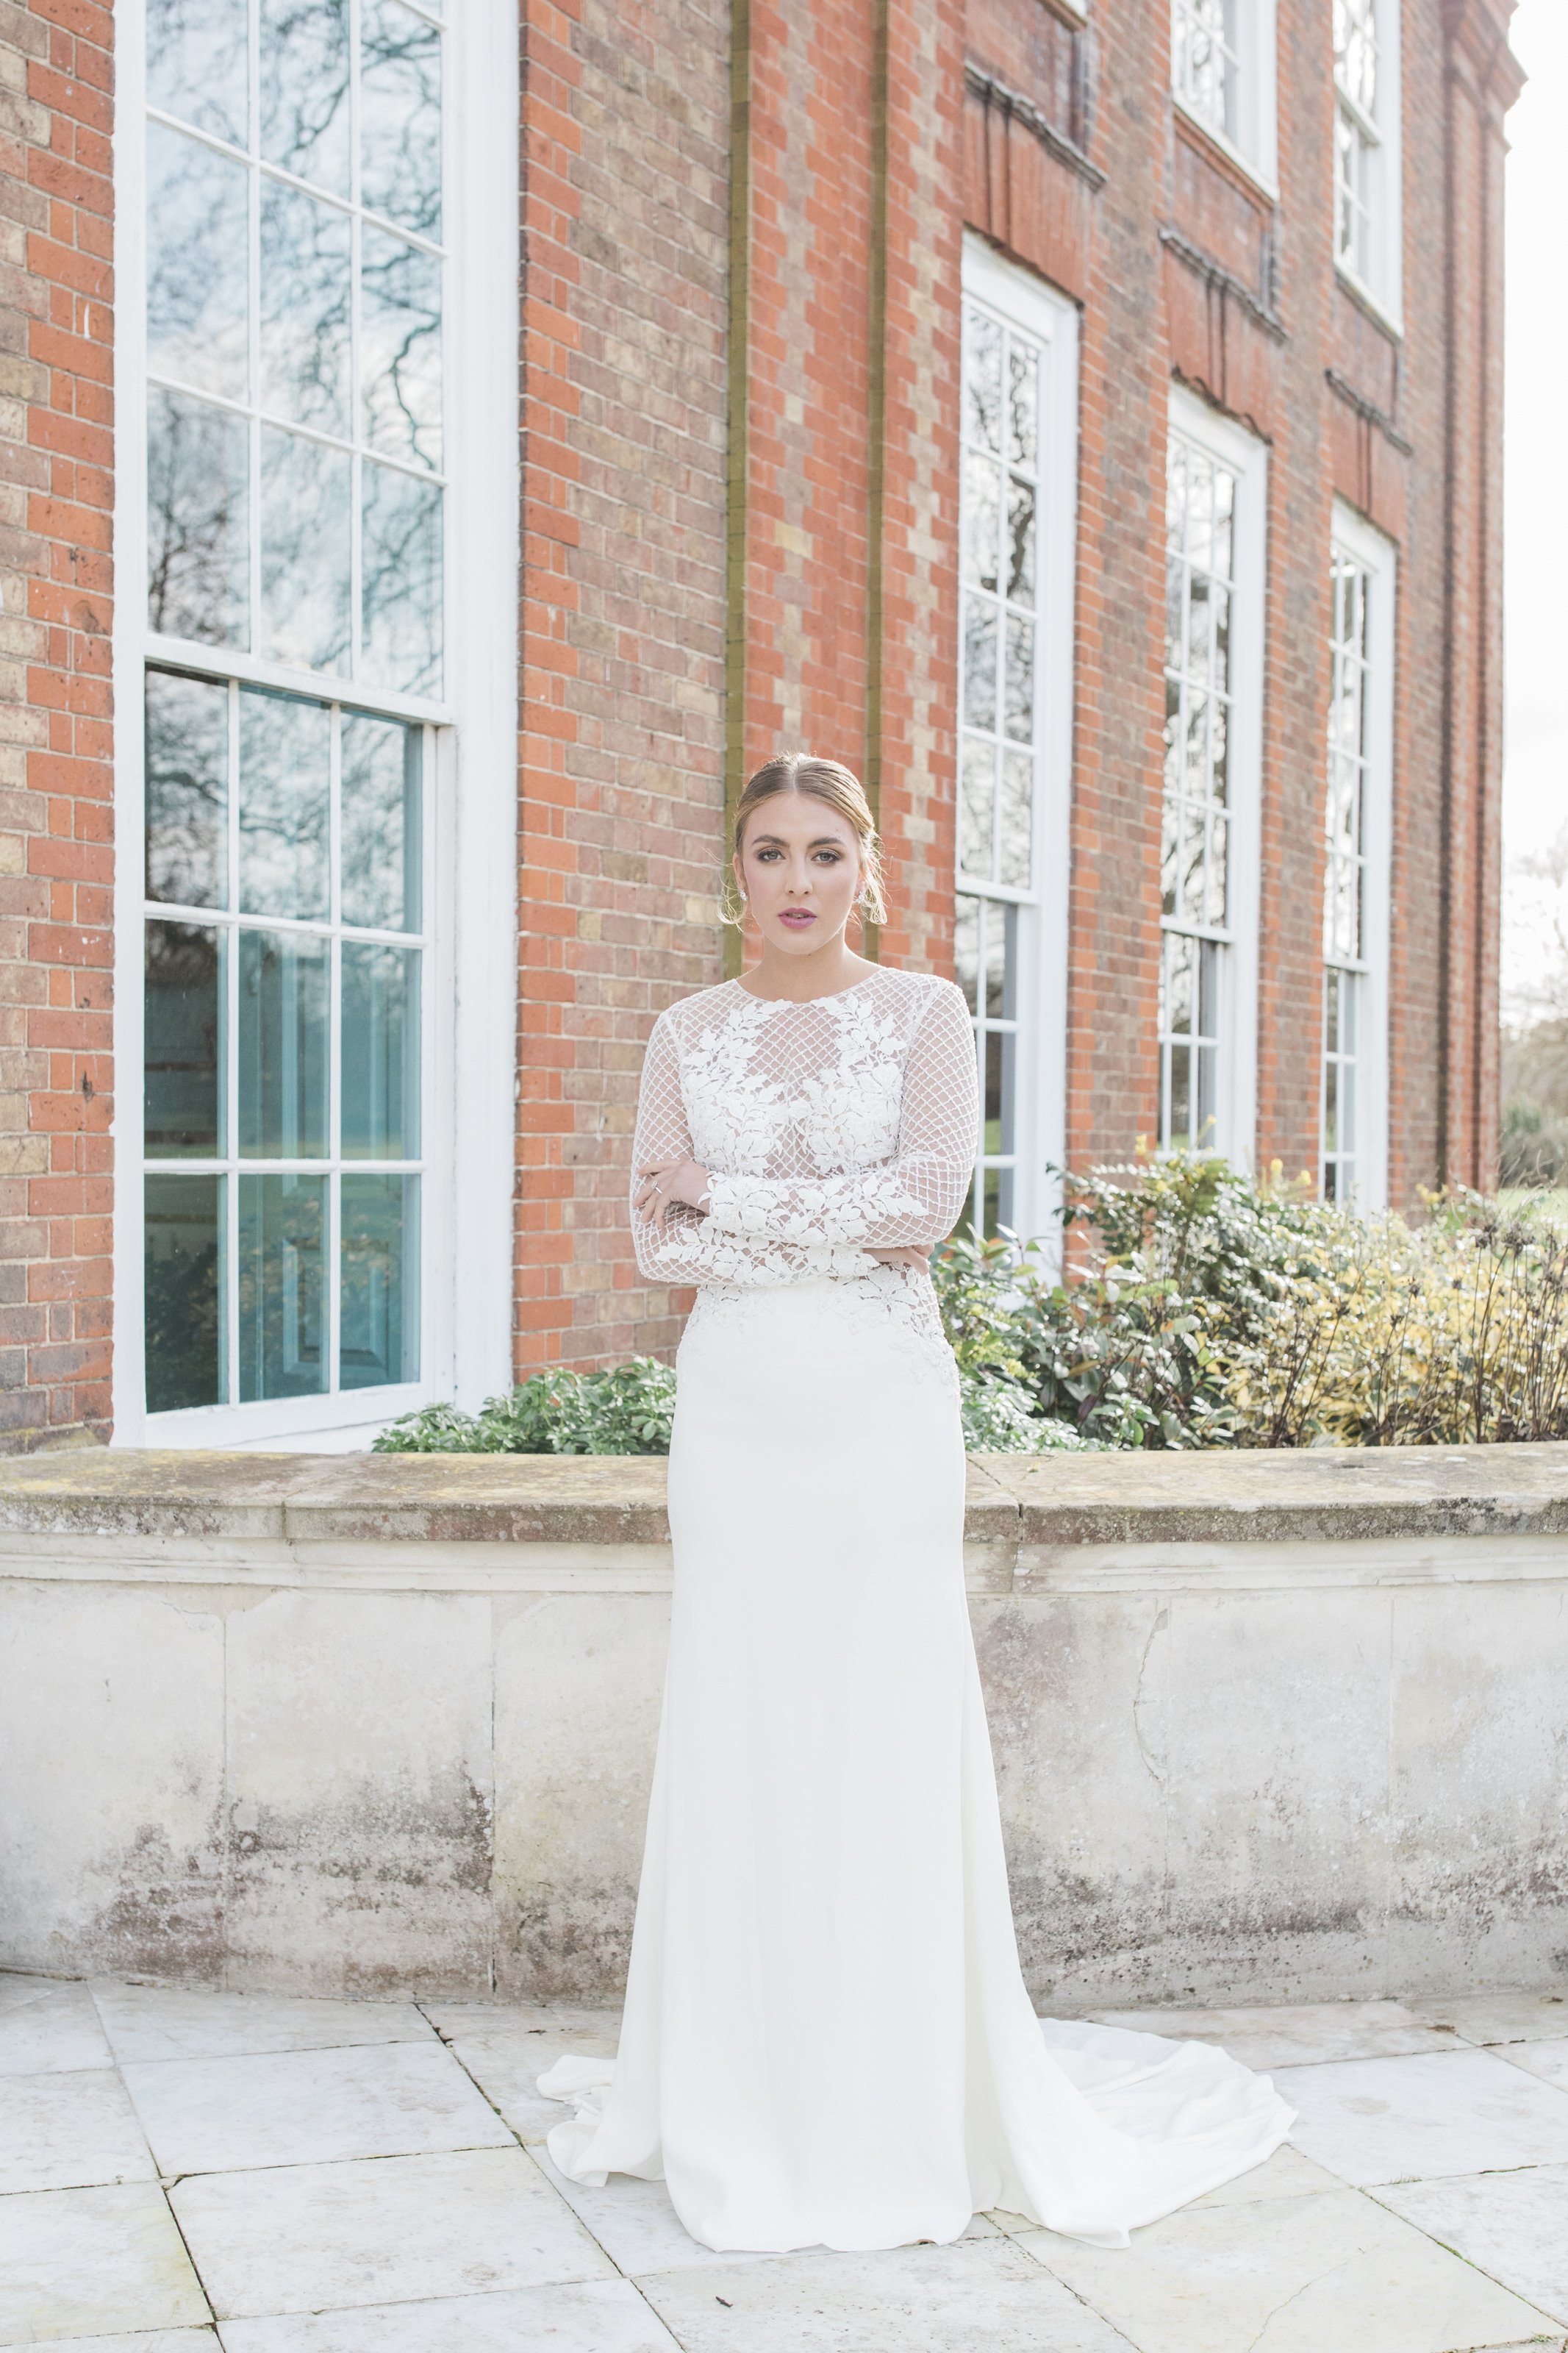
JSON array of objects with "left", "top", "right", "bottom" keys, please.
[{"left": 2, "top": 1971, "right": 1565, "bottom": 2352}]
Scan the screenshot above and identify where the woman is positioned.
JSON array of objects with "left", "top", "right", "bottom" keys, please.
[{"left": 540, "top": 753, "right": 1292, "bottom": 2252}]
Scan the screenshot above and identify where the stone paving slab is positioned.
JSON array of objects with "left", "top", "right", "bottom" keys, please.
[{"left": 3, "top": 1972, "right": 1568, "bottom": 2352}]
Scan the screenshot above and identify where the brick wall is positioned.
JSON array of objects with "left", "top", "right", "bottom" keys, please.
[
  {"left": 0, "top": 0, "right": 111, "bottom": 1449},
  {"left": 515, "top": 0, "right": 731, "bottom": 1371}
]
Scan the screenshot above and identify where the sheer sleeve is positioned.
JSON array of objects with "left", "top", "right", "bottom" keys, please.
[
  {"left": 703, "top": 983, "right": 979, "bottom": 1249},
  {"left": 630, "top": 1012, "right": 816, "bottom": 1288}
]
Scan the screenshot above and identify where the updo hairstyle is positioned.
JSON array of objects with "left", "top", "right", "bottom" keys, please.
[{"left": 726, "top": 752, "right": 888, "bottom": 926}]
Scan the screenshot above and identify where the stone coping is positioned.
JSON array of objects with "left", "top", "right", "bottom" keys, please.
[{"left": 1, "top": 1440, "right": 1568, "bottom": 1550}]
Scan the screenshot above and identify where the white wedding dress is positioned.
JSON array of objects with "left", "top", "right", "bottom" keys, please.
[{"left": 540, "top": 966, "right": 1292, "bottom": 2252}]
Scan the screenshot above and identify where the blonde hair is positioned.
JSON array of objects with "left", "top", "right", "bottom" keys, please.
[{"left": 725, "top": 753, "right": 887, "bottom": 927}]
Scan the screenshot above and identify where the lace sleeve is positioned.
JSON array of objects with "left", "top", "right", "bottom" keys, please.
[
  {"left": 703, "top": 982, "right": 979, "bottom": 1249},
  {"left": 631, "top": 1011, "right": 814, "bottom": 1288}
]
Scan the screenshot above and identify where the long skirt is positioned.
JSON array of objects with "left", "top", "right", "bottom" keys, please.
[{"left": 542, "top": 1276, "right": 1292, "bottom": 2252}]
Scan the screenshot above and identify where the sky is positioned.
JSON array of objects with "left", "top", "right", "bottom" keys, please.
[{"left": 1501, "top": 0, "right": 1568, "bottom": 1021}]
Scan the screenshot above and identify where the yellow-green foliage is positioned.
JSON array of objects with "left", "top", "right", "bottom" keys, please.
[{"left": 1222, "top": 1191, "right": 1568, "bottom": 1446}]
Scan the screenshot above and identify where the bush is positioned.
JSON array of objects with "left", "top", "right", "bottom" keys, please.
[
  {"left": 1500, "top": 1096, "right": 1568, "bottom": 1189},
  {"left": 376, "top": 1157, "right": 1568, "bottom": 1454},
  {"left": 376, "top": 1357, "right": 678, "bottom": 1456}
]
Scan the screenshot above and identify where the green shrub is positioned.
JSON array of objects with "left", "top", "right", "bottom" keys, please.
[{"left": 376, "top": 1357, "right": 678, "bottom": 1456}]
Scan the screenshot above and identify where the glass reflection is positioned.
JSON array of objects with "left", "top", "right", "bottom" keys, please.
[
  {"left": 1006, "top": 476, "right": 1035, "bottom": 604},
  {"left": 1003, "top": 612, "right": 1034, "bottom": 741},
  {"left": 361, "top": 0, "right": 443, "bottom": 237},
  {"left": 966, "top": 313, "right": 1001, "bottom": 452},
  {"left": 146, "top": 124, "right": 248, "bottom": 401},
  {"left": 238, "top": 929, "right": 329, "bottom": 1159},
  {"left": 238, "top": 689, "right": 329, "bottom": 918},
  {"left": 260, "top": 0, "right": 350, "bottom": 193},
  {"left": 238, "top": 1171, "right": 326, "bottom": 1399},
  {"left": 342, "top": 943, "right": 420, "bottom": 1158},
  {"left": 146, "top": 670, "right": 228, "bottom": 908},
  {"left": 148, "top": 0, "right": 248, "bottom": 146},
  {"left": 1007, "top": 342, "right": 1038, "bottom": 470},
  {"left": 144, "top": 921, "right": 224, "bottom": 1156},
  {"left": 341, "top": 713, "right": 421, "bottom": 930},
  {"left": 341, "top": 1173, "right": 419, "bottom": 1388},
  {"left": 953, "top": 895, "right": 978, "bottom": 1013},
  {"left": 361, "top": 462, "right": 443, "bottom": 695},
  {"left": 963, "top": 599, "right": 996, "bottom": 732},
  {"left": 959, "top": 738, "right": 995, "bottom": 880},
  {"left": 962, "top": 449, "right": 999, "bottom": 592},
  {"left": 260, "top": 181, "right": 351, "bottom": 437},
  {"left": 147, "top": 390, "right": 249, "bottom": 647},
  {"left": 260, "top": 428, "right": 352, "bottom": 673},
  {"left": 999, "top": 749, "right": 1032, "bottom": 888},
  {"left": 145, "top": 1174, "right": 225, "bottom": 1412},
  {"left": 361, "top": 228, "right": 443, "bottom": 470}
]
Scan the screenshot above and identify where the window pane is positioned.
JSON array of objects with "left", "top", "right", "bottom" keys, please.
[
  {"left": 342, "top": 943, "right": 420, "bottom": 1158},
  {"left": 260, "top": 427, "right": 352, "bottom": 674},
  {"left": 965, "top": 313, "right": 1001, "bottom": 451},
  {"left": 984, "top": 1029, "right": 1016, "bottom": 1157},
  {"left": 145, "top": 921, "right": 223, "bottom": 1156},
  {"left": 953, "top": 895, "right": 978, "bottom": 1013},
  {"left": 145, "top": 1174, "right": 225, "bottom": 1412},
  {"left": 1003, "top": 612, "right": 1034, "bottom": 742},
  {"left": 959, "top": 738, "right": 995, "bottom": 880},
  {"left": 259, "top": 0, "right": 350, "bottom": 194},
  {"left": 238, "top": 1172, "right": 327, "bottom": 1400},
  {"left": 146, "top": 670, "right": 228, "bottom": 908},
  {"left": 146, "top": 124, "right": 248, "bottom": 403},
  {"left": 1006, "top": 343, "right": 1038, "bottom": 470},
  {"left": 361, "top": 0, "right": 443, "bottom": 238},
  {"left": 259, "top": 180, "right": 351, "bottom": 438},
  {"left": 238, "top": 689, "right": 329, "bottom": 918},
  {"left": 362, "top": 228, "right": 443, "bottom": 471},
  {"left": 147, "top": 390, "right": 249, "bottom": 647},
  {"left": 962, "top": 599, "right": 997, "bottom": 732},
  {"left": 147, "top": 0, "right": 248, "bottom": 146},
  {"left": 999, "top": 749, "right": 1032, "bottom": 888},
  {"left": 985, "top": 903, "right": 1013, "bottom": 1019},
  {"left": 340, "top": 1173, "right": 419, "bottom": 1387},
  {"left": 341, "top": 713, "right": 421, "bottom": 930},
  {"left": 362, "top": 463, "right": 443, "bottom": 695},
  {"left": 962, "top": 450, "right": 999, "bottom": 590},
  {"left": 1006, "top": 476, "right": 1036, "bottom": 605},
  {"left": 238, "top": 929, "right": 329, "bottom": 1159}
]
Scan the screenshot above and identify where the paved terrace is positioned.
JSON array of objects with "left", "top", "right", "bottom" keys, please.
[{"left": 4, "top": 1973, "right": 1568, "bottom": 2351}]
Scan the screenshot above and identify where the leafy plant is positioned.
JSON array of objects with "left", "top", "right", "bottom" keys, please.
[{"left": 376, "top": 1357, "right": 678, "bottom": 1456}]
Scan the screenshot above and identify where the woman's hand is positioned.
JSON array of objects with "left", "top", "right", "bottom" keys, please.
[
  {"left": 635, "top": 1158, "right": 712, "bottom": 1228},
  {"left": 867, "top": 1243, "right": 932, "bottom": 1272}
]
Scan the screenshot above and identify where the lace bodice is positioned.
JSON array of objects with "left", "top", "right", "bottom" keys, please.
[{"left": 631, "top": 968, "right": 980, "bottom": 1290}]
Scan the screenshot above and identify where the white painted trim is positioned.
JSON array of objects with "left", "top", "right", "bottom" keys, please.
[
  {"left": 1167, "top": 385, "right": 1268, "bottom": 1172},
  {"left": 112, "top": 4, "right": 519, "bottom": 1446},
  {"left": 1328, "top": 499, "right": 1397, "bottom": 1212},
  {"left": 959, "top": 235, "right": 1080, "bottom": 1251}
]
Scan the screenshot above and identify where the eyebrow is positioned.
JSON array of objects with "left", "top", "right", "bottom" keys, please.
[{"left": 750, "top": 832, "right": 849, "bottom": 849}]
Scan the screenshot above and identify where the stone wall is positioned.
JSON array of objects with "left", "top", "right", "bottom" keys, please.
[{"left": 1, "top": 1443, "right": 1565, "bottom": 2004}]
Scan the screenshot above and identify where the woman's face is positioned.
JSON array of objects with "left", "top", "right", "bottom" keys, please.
[{"left": 734, "top": 793, "right": 865, "bottom": 957}]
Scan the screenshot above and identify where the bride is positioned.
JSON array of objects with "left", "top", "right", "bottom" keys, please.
[{"left": 540, "top": 752, "right": 1292, "bottom": 2253}]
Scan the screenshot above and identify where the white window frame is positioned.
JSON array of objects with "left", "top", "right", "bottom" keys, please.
[
  {"left": 1321, "top": 500, "right": 1395, "bottom": 1210},
  {"left": 1159, "top": 386, "right": 1267, "bottom": 1169},
  {"left": 956, "top": 234, "right": 1078, "bottom": 1249},
  {"left": 1332, "top": 0, "right": 1403, "bottom": 329},
  {"left": 112, "top": 1, "right": 518, "bottom": 1450},
  {"left": 1170, "top": 0, "right": 1279, "bottom": 194}
]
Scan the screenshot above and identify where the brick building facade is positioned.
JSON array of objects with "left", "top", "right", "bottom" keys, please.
[{"left": 0, "top": 0, "right": 1523, "bottom": 1448}]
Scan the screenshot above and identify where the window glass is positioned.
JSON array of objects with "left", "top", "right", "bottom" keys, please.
[
  {"left": 1172, "top": 0, "right": 1239, "bottom": 143},
  {"left": 956, "top": 296, "right": 1045, "bottom": 1235},
  {"left": 143, "top": 674, "right": 425, "bottom": 1413},
  {"left": 1160, "top": 431, "right": 1239, "bottom": 1152},
  {"left": 1322, "top": 546, "right": 1373, "bottom": 1200},
  {"left": 1333, "top": 0, "right": 1382, "bottom": 289},
  {"left": 145, "top": 0, "right": 445, "bottom": 696}
]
